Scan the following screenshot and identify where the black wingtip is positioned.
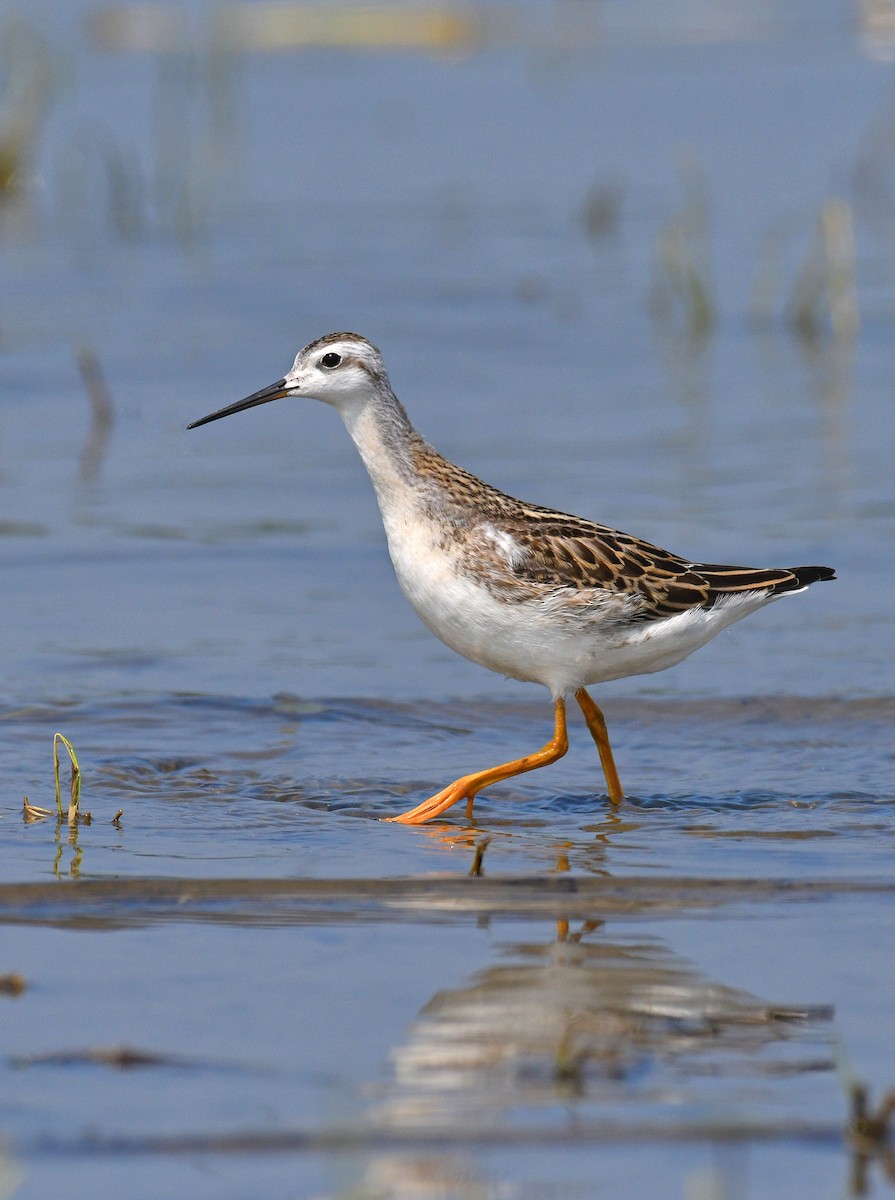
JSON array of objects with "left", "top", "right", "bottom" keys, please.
[{"left": 791, "top": 565, "right": 836, "bottom": 586}]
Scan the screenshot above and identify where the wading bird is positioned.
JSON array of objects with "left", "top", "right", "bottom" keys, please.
[{"left": 189, "top": 333, "right": 834, "bottom": 824}]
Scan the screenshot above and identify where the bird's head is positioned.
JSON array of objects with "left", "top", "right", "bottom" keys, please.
[{"left": 188, "top": 332, "right": 388, "bottom": 429}]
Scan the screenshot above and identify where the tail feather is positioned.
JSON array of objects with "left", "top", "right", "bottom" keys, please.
[
  {"left": 692, "top": 562, "right": 835, "bottom": 607},
  {"left": 789, "top": 565, "right": 836, "bottom": 588}
]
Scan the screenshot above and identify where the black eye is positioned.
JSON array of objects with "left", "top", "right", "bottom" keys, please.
[{"left": 320, "top": 352, "right": 341, "bottom": 369}]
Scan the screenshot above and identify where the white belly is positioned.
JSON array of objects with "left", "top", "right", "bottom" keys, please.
[{"left": 381, "top": 504, "right": 777, "bottom": 697}]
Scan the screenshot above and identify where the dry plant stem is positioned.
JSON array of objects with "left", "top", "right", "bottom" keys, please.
[
  {"left": 390, "top": 698, "right": 570, "bottom": 824},
  {"left": 53, "top": 733, "right": 81, "bottom": 823},
  {"left": 22, "top": 797, "right": 54, "bottom": 822},
  {"left": 574, "top": 688, "right": 624, "bottom": 804}
]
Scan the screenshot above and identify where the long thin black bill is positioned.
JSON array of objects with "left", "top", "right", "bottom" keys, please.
[{"left": 187, "top": 378, "right": 290, "bottom": 430}]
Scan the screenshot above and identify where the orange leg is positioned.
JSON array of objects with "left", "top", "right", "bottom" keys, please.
[
  {"left": 574, "top": 688, "right": 624, "bottom": 805},
  {"left": 389, "top": 698, "right": 569, "bottom": 825}
]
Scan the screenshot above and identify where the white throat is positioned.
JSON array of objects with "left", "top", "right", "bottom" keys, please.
[{"left": 339, "top": 397, "right": 417, "bottom": 504}]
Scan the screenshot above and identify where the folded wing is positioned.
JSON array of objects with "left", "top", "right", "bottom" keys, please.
[{"left": 500, "top": 511, "right": 835, "bottom": 621}]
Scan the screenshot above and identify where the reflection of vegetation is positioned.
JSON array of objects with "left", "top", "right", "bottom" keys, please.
[
  {"left": 790, "top": 201, "right": 860, "bottom": 344},
  {"left": 838, "top": 1044, "right": 895, "bottom": 1195},
  {"left": 76, "top": 345, "right": 116, "bottom": 483},
  {"left": 581, "top": 181, "right": 622, "bottom": 242},
  {"left": 651, "top": 156, "right": 715, "bottom": 348},
  {"left": 750, "top": 201, "right": 860, "bottom": 348},
  {"left": 468, "top": 836, "right": 490, "bottom": 875},
  {"left": 54, "top": 124, "right": 147, "bottom": 242},
  {"left": 850, "top": 1081, "right": 895, "bottom": 1149}
]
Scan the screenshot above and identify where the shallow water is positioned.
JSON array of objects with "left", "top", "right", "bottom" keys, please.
[{"left": 2, "top": 1, "right": 895, "bottom": 1197}]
